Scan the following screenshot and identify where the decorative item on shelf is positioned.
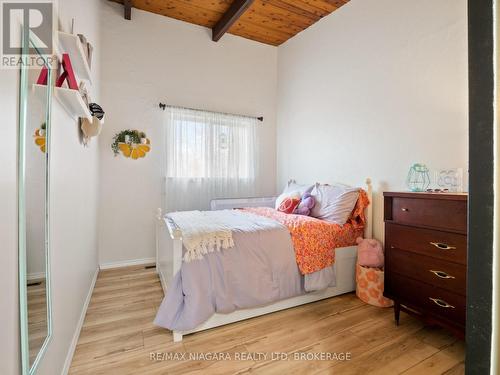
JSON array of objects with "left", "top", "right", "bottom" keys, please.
[
  {"left": 55, "top": 53, "right": 79, "bottom": 90},
  {"left": 435, "top": 168, "right": 464, "bottom": 192},
  {"left": 406, "top": 163, "right": 430, "bottom": 192},
  {"left": 81, "top": 103, "right": 105, "bottom": 146},
  {"left": 36, "top": 66, "right": 49, "bottom": 85},
  {"left": 34, "top": 123, "right": 47, "bottom": 153},
  {"left": 111, "top": 129, "right": 151, "bottom": 160},
  {"left": 89, "top": 103, "right": 105, "bottom": 120},
  {"left": 58, "top": 29, "right": 92, "bottom": 83},
  {"left": 77, "top": 34, "right": 93, "bottom": 69}
]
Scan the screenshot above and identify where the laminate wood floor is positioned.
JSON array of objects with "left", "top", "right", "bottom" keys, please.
[
  {"left": 27, "top": 279, "right": 48, "bottom": 366},
  {"left": 69, "top": 265, "right": 465, "bottom": 375}
]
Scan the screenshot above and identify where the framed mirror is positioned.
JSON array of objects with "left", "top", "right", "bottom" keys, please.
[{"left": 18, "top": 29, "right": 53, "bottom": 375}]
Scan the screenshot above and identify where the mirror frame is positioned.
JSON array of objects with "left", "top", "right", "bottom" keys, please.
[{"left": 18, "top": 29, "right": 54, "bottom": 375}]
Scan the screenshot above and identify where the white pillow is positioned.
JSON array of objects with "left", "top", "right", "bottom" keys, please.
[
  {"left": 310, "top": 184, "right": 360, "bottom": 224},
  {"left": 275, "top": 180, "right": 314, "bottom": 209}
]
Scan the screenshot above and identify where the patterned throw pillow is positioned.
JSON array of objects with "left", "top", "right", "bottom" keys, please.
[{"left": 277, "top": 197, "right": 301, "bottom": 214}]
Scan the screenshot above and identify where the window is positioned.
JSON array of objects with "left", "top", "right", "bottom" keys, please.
[{"left": 164, "top": 106, "right": 259, "bottom": 211}]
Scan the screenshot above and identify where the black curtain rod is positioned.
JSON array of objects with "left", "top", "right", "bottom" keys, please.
[{"left": 159, "top": 103, "right": 263, "bottom": 122}]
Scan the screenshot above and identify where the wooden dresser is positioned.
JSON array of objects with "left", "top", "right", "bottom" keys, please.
[{"left": 383, "top": 192, "right": 467, "bottom": 337}]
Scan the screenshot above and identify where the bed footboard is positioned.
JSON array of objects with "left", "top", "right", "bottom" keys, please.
[
  {"left": 156, "top": 209, "right": 184, "bottom": 341},
  {"left": 364, "top": 178, "right": 373, "bottom": 239},
  {"left": 155, "top": 209, "right": 182, "bottom": 292}
]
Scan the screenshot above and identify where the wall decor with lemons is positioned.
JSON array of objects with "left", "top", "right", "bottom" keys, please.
[
  {"left": 111, "top": 129, "right": 151, "bottom": 160},
  {"left": 34, "top": 122, "right": 47, "bottom": 153}
]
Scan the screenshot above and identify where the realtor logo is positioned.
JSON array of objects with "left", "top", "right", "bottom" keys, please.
[{"left": 1, "top": 0, "right": 54, "bottom": 68}]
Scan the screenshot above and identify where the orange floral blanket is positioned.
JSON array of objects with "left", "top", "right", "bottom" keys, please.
[{"left": 242, "top": 190, "right": 370, "bottom": 275}]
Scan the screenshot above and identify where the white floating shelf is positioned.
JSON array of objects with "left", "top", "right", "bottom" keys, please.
[
  {"left": 33, "top": 84, "right": 91, "bottom": 121},
  {"left": 57, "top": 31, "right": 92, "bottom": 83},
  {"left": 31, "top": 83, "right": 50, "bottom": 101},
  {"left": 54, "top": 86, "right": 92, "bottom": 121}
]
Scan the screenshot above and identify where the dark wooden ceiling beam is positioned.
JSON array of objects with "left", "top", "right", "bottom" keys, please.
[
  {"left": 212, "top": 0, "right": 255, "bottom": 42},
  {"left": 124, "top": 0, "right": 132, "bottom": 20}
]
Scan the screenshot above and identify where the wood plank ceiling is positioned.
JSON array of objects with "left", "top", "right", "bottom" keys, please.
[{"left": 109, "top": 0, "right": 350, "bottom": 46}]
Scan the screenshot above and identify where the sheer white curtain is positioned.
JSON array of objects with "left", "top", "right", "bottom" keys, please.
[{"left": 163, "top": 106, "right": 259, "bottom": 212}]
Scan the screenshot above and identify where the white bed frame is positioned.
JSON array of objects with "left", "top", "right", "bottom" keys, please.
[{"left": 156, "top": 178, "right": 373, "bottom": 342}]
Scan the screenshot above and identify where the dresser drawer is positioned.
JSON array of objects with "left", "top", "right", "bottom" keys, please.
[
  {"left": 388, "top": 249, "right": 466, "bottom": 296},
  {"left": 390, "top": 197, "right": 467, "bottom": 233},
  {"left": 388, "top": 274, "right": 466, "bottom": 326},
  {"left": 385, "top": 223, "right": 467, "bottom": 265}
]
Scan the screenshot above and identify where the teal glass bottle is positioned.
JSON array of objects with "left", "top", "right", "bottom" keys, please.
[{"left": 406, "top": 163, "right": 430, "bottom": 192}]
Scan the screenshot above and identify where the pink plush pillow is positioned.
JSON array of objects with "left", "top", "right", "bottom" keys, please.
[{"left": 356, "top": 237, "right": 384, "bottom": 268}]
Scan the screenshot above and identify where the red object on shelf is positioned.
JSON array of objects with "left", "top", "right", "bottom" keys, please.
[
  {"left": 55, "top": 53, "right": 79, "bottom": 90},
  {"left": 36, "top": 67, "right": 49, "bottom": 85}
]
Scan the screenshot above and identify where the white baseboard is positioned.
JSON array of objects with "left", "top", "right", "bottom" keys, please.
[
  {"left": 61, "top": 267, "right": 99, "bottom": 375},
  {"left": 99, "top": 257, "right": 156, "bottom": 270}
]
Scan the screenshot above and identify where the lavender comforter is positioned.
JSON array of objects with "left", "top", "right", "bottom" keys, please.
[{"left": 154, "top": 211, "right": 336, "bottom": 332}]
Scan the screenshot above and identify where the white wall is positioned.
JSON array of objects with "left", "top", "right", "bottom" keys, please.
[
  {"left": 36, "top": 1, "right": 102, "bottom": 373},
  {"left": 97, "top": 2, "right": 278, "bottom": 265},
  {"left": 0, "top": 0, "right": 102, "bottom": 374},
  {"left": 276, "top": 0, "right": 468, "bottom": 241}
]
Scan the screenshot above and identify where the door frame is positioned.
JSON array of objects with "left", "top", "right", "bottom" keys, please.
[{"left": 467, "top": 0, "right": 495, "bottom": 373}]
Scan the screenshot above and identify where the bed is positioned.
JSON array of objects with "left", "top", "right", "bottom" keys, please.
[{"left": 155, "top": 178, "right": 373, "bottom": 342}]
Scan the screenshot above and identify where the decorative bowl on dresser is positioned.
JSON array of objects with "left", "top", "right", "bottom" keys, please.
[{"left": 383, "top": 192, "right": 467, "bottom": 338}]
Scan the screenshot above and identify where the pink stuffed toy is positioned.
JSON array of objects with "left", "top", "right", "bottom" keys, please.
[
  {"left": 295, "top": 192, "right": 315, "bottom": 216},
  {"left": 356, "top": 237, "right": 384, "bottom": 268}
]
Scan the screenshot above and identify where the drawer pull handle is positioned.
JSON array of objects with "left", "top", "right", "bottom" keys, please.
[
  {"left": 401, "top": 208, "right": 409, "bottom": 212},
  {"left": 430, "top": 242, "right": 456, "bottom": 250},
  {"left": 429, "top": 297, "right": 455, "bottom": 309},
  {"left": 429, "top": 270, "right": 455, "bottom": 279}
]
